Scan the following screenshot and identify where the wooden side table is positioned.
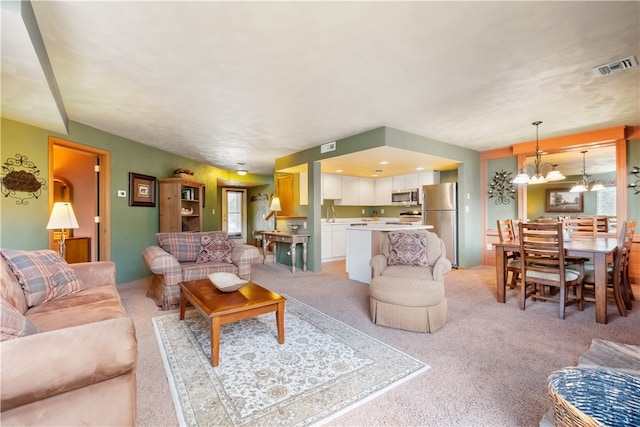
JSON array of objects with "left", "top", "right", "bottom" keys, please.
[
  {"left": 261, "top": 231, "right": 310, "bottom": 273},
  {"left": 64, "top": 237, "right": 91, "bottom": 263}
]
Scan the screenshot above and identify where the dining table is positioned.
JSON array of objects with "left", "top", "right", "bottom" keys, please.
[{"left": 494, "top": 236, "right": 618, "bottom": 324}]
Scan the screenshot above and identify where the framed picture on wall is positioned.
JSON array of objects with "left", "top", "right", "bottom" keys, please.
[
  {"left": 129, "top": 172, "right": 156, "bottom": 207},
  {"left": 546, "top": 188, "right": 583, "bottom": 213}
]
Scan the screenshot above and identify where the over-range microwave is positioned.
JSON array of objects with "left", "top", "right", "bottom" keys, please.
[{"left": 391, "top": 188, "right": 420, "bottom": 206}]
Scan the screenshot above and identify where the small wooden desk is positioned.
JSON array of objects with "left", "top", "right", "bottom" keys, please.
[
  {"left": 494, "top": 237, "right": 618, "bottom": 324},
  {"left": 179, "top": 279, "right": 285, "bottom": 367},
  {"left": 261, "top": 231, "right": 310, "bottom": 273}
]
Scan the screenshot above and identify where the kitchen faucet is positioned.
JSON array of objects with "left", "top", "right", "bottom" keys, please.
[{"left": 327, "top": 205, "right": 336, "bottom": 222}]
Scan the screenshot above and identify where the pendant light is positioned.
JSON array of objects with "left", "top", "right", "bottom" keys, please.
[
  {"left": 570, "top": 151, "right": 604, "bottom": 192},
  {"left": 512, "top": 121, "right": 566, "bottom": 185}
]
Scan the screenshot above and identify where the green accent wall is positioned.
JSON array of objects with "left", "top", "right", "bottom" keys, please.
[
  {"left": 1, "top": 118, "right": 272, "bottom": 284},
  {"left": 486, "top": 157, "right": 519, "bottom": 228}
]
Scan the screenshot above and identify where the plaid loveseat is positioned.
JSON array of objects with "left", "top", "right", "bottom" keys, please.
[{"left": 141, "top": 231, "right": 261, "bottom": 309}]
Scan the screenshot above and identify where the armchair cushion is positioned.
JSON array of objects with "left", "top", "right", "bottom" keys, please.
[
  {"left": 0, "top": 250, "right": 83, "bottom": 308},
  {"left": 387, "top": 231, "right": 429, "bottom": 267},
  {"left": 196, "top": 234, "right": 233, "bottom": 264}
]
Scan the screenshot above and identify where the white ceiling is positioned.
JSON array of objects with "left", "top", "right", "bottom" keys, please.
[{"left": 2, "top": 1, "right": 638, "bottom": 177}]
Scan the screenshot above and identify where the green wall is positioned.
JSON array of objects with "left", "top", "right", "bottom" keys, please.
[
  {"left": 1, "top": 118, "right": 272, "bottom": 283},
  {"left": 486, "top": 157, "right": 519, "bottom": 228}
]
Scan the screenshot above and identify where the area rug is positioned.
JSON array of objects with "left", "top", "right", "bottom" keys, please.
[{"left": 152, "top": 296, "right": 429, "bottom": 426}]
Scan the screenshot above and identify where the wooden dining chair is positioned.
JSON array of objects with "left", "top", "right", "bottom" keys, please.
[
  {"left": 583, "top": 220, "right": 636, "bottom": 316},
  {"left": 578, "top": 215, "right": 608, "bottom": 233},
  {"left": 497, "top": 219, "right": 520, "bottom": 289},
  {"left": 518, "top": 222, "right": 584, "bottom": 319},
  {"left": 563, "top": 217, "right": 597, "bottom": 239}
]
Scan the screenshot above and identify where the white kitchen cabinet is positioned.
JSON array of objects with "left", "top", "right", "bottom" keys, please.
[
  {"left": 336, "top": 176, "right": 358, "bottom": 205},
  {"left": 299, "top": 171, "right": 308, "bottom": 205},
  {"left": 392, "top": 175, "right": 405, "bottom": 191},
  {"left": 404, "top": 173, "right": 419, "bottom": 189},
  {"left": 358, "top": 178, "right": 375, "bottom": 205},
  {"left": 322, "top": 173, "right": 342, "bottom": 200},
  {"left": 321, "top": 223, "right": 347, "bottom": 262},
  {"left": 417, "top": 171, "right": 441, "bottom": 204},
  {"left": 332, "top": 224, "right": 347, "bottom": 257},
  {"left": 419, "top": 170, "right": 440, "bottom": 186},
  {"left": 375, "top": 177, "right": 392, "bottom": 205}
]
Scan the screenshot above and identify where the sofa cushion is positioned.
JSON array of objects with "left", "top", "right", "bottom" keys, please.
[
  {"left": 387, "top": 232, "right": 429, "bottom": 267},
  {"left": 0, "top": 249, "right": 84, "bottom": 308},
  {"left": 0, "top": 298, "right": 41, "bottom": 341},
  {"left": 26, "top": 285, "right": 126, "bottom": 332},
  {"left": 196, "top": 234, "right": 233, "bottom": 264},
  {"left": 1, "top": 257, "right": 28, "bottom": 314},
  {"left": 181, "top": 262, "right": 238, "bottom": 281},
  {"left": 370, "top": 277, "right": 445, "bottom": 306}
]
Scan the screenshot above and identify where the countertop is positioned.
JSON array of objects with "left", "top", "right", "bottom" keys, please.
[{"left": 346, "top": 224, "right": 433, "bottom": 231}]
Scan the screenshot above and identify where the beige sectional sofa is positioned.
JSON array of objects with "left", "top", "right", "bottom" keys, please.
[
  {"left": 142, "top": 231, "right": 261, "bottom": 309},
  {"left": 0, "top": 249, "right": 137, "bottom": 426}
]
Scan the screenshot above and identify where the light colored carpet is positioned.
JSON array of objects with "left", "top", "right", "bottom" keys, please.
[
  {"left": 153, "top": 297, "right": 428, "bottom": 426},
  {"left": 117, "top": 262, "right": 640, "bottom": 426}
]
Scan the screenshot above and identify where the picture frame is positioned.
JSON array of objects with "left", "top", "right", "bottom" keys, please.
[
  {"left": 546, "top": 188, "right": 583, "bottom": 213},
  {"left": 129, "top": 172, "right": 156, "bottom": 207}
]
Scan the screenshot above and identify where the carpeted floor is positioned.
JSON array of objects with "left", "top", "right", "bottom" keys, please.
[{"left": 117, "top": 262, "right": 640, "bottom": 426}]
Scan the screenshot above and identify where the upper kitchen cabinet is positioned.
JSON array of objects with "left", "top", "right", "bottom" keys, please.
[
  {"left": 323, "top": 173, "right": 342, "bottom": 199},
  {"left": 375, "top": 177, "right": 393, "bottom": 205},
  {"left": 419, "top": 171, "right": 440, "bottom": 186},
  {"left": 358, "top": 178, "right": 376, "bottom": 205},
  {"left": 336, "top": 176, "right": 358, "bottom": 205},
  {"left": 392, "top": 175, "right": 406, "bottom": 191}
]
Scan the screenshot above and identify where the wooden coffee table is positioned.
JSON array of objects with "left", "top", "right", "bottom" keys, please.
[{"left": 179, "top": 278, "right": 286, "bottom": 367}]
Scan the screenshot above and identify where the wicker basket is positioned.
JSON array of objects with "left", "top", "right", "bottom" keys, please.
[{"left": 547, "top": 367, "right": 640, "bottom": 427}]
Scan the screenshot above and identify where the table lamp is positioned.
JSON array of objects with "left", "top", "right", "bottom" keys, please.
[
  {"left": 265, "top": 196, "right": 281, "bottom": 231},
  {"left": 47, "top": 202, "right": 79, "bottom": 257}
]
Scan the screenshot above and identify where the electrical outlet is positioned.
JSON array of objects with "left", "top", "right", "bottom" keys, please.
[
  {"left": 212, "top": 209, "right": 215, "bottom": 215},
  {"left": 381, "top": 208, "right": 384, "bottom": 214},
  {"left": 117, "top": 190, "right": 126, "bottom": 198},
  {"left": 361, "top": 209, "right": 365, "bottom": 215},
  {"left": 486, "top": 243, "right": 493, "bottom": 250},
  {"left": 303, "top": 222, "right": 307, "bottom": 229}
]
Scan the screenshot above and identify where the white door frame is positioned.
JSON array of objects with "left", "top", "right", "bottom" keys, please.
[{"left": 221, "top": 188, "right": 247, "bottom": 243}]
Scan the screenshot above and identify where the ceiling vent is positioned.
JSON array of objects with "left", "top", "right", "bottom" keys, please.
[
  {"left": 320, "top": 141, "right": 336, "bottom": 153},
  {"left": 593, "top": 55, "right": 638, "bottom": 76}
]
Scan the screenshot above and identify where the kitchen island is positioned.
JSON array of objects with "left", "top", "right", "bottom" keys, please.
[{"left": 346, "top": 223, "right": 433, "bottom": 284}]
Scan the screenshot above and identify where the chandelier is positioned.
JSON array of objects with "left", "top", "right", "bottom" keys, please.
[
  {"left": 570, "top": 151, "right": 604, "bottom": 192},
  {"left": 512, "top": 121, "right": 565, "bottom": 185}
]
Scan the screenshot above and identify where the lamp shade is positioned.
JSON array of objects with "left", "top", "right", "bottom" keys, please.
[
  {"left": 269, "top": 196, "right": 281, "bottom": 212},
  {"left": 47, "top": 202, "right": 79, "bottom": 229}
]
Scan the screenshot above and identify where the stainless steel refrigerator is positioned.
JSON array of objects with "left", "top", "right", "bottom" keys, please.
[{"left": 422, "top": 183, "right": 458, "bottom": 267}]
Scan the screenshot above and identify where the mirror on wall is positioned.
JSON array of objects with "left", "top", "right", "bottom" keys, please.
[
  {"left": 275, "top": 163, "right": 308, "bottom": 218},
  {"left": 52, "top": 177, "right": 74, "bottom": 239},
  {"left": 53, "top": 177, "right": 72, "bottom": 202},
  {"left": 523, "top": 146, "right": 617, "bottom": 221}
]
